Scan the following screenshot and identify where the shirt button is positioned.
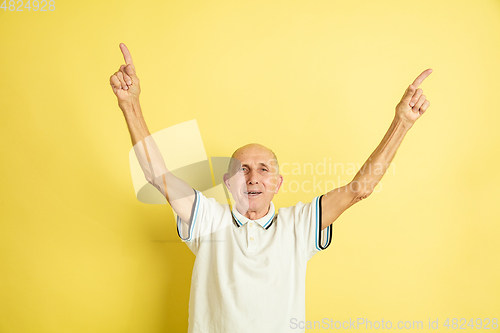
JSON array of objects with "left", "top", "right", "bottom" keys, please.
[
  {"left": 250, "top": 237, "right": 254, "bottom": 241},
  {"left": 249, "top": 223, "right": 253, "bottom": 227}
]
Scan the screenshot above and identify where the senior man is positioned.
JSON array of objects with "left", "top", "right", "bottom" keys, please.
[{"left": 110, "top": 43, "right": 432, "bottom": 333}]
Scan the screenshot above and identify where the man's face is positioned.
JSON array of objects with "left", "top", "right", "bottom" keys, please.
[{"left": 224, "top": 145, "right": 283, "bottom": 219}]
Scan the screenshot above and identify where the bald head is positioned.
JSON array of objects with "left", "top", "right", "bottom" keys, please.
[{"left": 228, "top": 143, "right": 279, "bottom": 175}]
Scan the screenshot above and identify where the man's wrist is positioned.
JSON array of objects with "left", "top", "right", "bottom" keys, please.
[
  {"left": 120, "top": 99, "right": 142, "bottom": 117},
  {"left": 394, "top": 114, "right": 414, "bottom": 132}
]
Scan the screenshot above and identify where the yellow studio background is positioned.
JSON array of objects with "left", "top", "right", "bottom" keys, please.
[{"left": 1, "top": 0, "right": 499, "bottom": 332}]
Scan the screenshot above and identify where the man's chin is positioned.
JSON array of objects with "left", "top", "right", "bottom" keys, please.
[{"left": 233, "top": 195, "right": 270, "bottom": 215}]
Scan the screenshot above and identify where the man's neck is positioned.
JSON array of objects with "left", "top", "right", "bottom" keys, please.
[{"left": 236, "top": 204, "right": 270, "bottom": 220}]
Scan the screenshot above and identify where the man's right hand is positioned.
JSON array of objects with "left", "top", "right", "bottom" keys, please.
[{"left": 109, "top": 43, "right": 141, "bottom": 111}]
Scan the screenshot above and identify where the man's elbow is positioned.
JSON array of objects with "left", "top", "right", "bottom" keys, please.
[
  {"left": 351, "top": 192, "right": 372, "bottom": 204},
  {"left": 348, "top": 181, "right": 375, "bottom": 205},
  {"left": 147, "top": 176, "right": 169, "bottom": 201}
]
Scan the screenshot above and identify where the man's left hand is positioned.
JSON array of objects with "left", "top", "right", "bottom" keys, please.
[{"left": 396, "top": 68, "right": 433, "bottom": 125}]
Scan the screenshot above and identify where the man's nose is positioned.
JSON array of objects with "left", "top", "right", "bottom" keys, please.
[{"left": 246, "top": 170, "right": 259, "bottom": 184}]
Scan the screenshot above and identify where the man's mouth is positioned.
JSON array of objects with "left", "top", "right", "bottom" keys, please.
[{"left": 244, "top": 191, "right": 262, "bottom": 197}]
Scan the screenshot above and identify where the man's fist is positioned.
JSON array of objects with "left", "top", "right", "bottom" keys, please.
[
  {"left": 396, "top": 68, "right": 432, "bottom": 126},
  {"left": 109, "top": 43, "right": 141, "bottom": 110}
]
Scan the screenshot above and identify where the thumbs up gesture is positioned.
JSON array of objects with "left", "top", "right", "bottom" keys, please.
[
  {"left": 396, "top": 69, "right": 432, "bottom": 126},
  {"left": 109, "top": 43, "right": 141, "bottom": 110}
]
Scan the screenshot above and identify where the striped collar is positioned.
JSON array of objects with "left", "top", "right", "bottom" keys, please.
[{"left": 231, "top": 202, "right": 276, "bottom": 230}]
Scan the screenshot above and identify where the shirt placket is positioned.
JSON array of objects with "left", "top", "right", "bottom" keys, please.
[{"left": 247, "top": 222, "right": 258, "bottom": 252}]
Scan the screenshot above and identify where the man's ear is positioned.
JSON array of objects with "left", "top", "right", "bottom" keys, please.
[
  {"left": 274, "top": 174, "right": 284, "bottom": 194},
  {"left": 223, "top": 173, "right": 231, "bottom": 189}
]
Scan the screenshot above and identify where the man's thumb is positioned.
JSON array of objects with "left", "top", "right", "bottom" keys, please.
[
  {"left": 401, "top": 84, "right": 415, "bottom": 104},
  {"left": 125, "top": 64, "right": 137, "bottom": 78}
]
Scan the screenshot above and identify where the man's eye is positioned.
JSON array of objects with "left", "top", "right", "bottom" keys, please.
[{"left": 261, "top": 168, "right": 268, "bottom": 172}]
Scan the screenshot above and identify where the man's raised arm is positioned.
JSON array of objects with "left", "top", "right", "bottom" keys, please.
[
  {"left": 320, "top": 69, "right": 433, "bottom": 230},
  {"left": 109, "top": 43, "right": 195, "bottom": 224}
]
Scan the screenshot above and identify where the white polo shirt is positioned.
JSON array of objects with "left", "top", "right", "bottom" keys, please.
[{"left": 176, "top": 190, "right": 333, "bottom": 333}]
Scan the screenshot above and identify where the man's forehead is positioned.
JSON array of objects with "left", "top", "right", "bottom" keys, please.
[{"left": 233, "top": 146, "right": 276, "bottom": 163}]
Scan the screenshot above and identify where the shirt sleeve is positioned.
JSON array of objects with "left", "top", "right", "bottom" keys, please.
[
  {"left": 175, "top": 189, "right": 231, "bottom": 254},
  {"left": 292, "top": 195, "right": 333, "bottom": 261}
]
